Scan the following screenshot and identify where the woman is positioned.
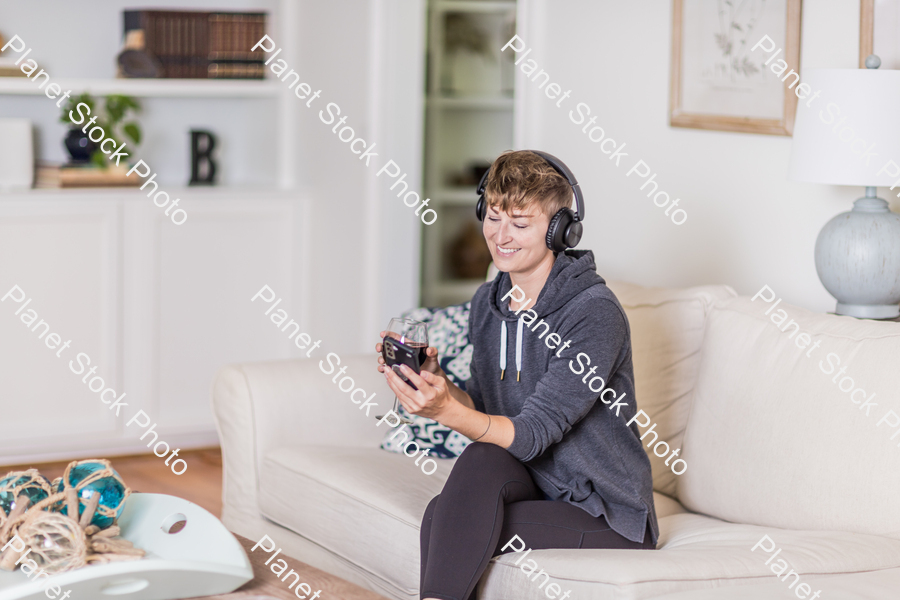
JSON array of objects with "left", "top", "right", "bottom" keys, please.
[{"left": 376, "top": 150, "right": 657, "bottom": 600}]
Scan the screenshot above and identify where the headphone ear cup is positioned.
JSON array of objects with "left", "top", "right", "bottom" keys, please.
[
  {"left": 546, "top": 209, "right": 581, "bottom": 252},
  {"left": 545, "top": 208, "right": 573, "bottom": 252},
  {"left": 564, "top": 219, "right": 583, "bottom": 249},
  {"left": 476, "top": 195, "right": 486, "bottom": 221}
]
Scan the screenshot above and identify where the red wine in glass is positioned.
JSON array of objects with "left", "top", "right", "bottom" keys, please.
[
  {"left": 381, "top": 318, "right": 429, "bottom": 425},
  {"left": 406, "top": 342, "right": 429, "bottom": 367}
]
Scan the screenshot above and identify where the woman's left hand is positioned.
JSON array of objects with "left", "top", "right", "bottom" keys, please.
[{"left": 383, "top": 364, "right": 453, "bottom": 421}]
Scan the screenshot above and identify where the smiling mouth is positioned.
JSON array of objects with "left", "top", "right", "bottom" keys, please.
[{"left": 497, "top": 246, "right": 520, "bottom": 255}]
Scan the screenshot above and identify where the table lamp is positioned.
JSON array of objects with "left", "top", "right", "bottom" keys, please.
[{"left": 789, "top": 56, "right": 900, "bottom": 319}]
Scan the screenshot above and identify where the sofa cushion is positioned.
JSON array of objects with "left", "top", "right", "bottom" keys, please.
[
  {"left": 650, "top": 566, "right": 900, "bottom": 600},
  {"left": 259, "top": 446, "right": 453, "bottom": 597},
  {"left": 477, "top": 512, "right": 900, "bottom": 599},
  {"left": 679, "top": 296, "right": 900, "bottom": 539},
  {"left": 258, "top": 445, "right": 900, "bottom": 600},
  {"left": 257, "top": 446, "right": 687, "bottom": 597},
  {"left": 605, "top": 281, "right": 737, "bottom": 497}
]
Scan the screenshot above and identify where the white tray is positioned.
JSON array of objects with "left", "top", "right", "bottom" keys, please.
[{"left": 0, "top": 493, "right": 253, "bottom": 600}]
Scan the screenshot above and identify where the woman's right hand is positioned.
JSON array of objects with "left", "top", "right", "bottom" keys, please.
[
  {"left": 375, "top": 330, "right": 444, "bottom": 376},
  {"left": 375, "top": 332, "right": 388, "bottom": 373}
]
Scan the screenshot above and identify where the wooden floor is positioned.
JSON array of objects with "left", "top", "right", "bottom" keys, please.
[{"left": 2, "top": 447, "right": 224, "bottom": 517}]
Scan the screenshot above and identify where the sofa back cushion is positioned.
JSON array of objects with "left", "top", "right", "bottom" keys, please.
[
  {"left": 678, "top": 296, "right": 900, "bottom": 538},
  {"left": 606, "top": 281, "right": 737, "bottom": 497}
]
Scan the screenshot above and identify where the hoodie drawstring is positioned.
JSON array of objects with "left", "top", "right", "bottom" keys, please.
[{"left": 500, "top": 317, "right": 525, "bottom": 381}]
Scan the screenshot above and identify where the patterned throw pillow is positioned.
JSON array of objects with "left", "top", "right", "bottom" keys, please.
[{"left": 380, "top": 302, "right": 474, "bottom": 459}]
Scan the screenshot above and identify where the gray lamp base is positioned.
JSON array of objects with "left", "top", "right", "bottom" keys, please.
[
  {"left": 835, "top": 302, "right": 899, "bottom": 320},
  {"left": 814, "top": 191, "right": 900, "bottom": 319}
]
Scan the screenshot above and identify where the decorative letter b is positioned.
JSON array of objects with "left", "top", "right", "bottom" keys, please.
[{"left": 190, "top": 130, "right": 217, "bottom": 185}]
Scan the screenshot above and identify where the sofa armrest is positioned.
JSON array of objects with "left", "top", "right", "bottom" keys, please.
[{"left": 210, "top": 354, "right": 393, "bottom": 527}]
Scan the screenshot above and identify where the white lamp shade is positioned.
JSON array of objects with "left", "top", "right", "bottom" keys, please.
[{"left": 789, "top": 68, "right": 900, "bottom": 187}]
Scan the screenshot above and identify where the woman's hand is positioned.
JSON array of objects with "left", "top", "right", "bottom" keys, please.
[
  {"left": 383, "top": 363, "right": 454, "bottom": 421},
  {"left": 386, "top": 366, "right": 515, "bottom": 449},
  {"left": 375, "top": 330, "right": 443, "bottom": 376}
]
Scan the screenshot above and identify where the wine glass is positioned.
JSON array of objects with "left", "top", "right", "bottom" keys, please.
[{"left": 383, "top": 317, "right": 429, "bottom": 425}]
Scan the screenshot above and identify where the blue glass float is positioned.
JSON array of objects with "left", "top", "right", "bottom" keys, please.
[
  {"left": 55, "top": 461, "right": 127, "bottom": 529},
  {"left": 0, "top": 471, "right": 52, "bottom": 515}
]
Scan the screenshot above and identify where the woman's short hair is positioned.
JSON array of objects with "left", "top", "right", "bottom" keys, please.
[{"left": 484, "top": 150, "right": 572, "bottom": 218}]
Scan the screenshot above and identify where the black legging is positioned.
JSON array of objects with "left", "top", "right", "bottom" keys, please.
[{"left": 419, "top": 442, "right": 655, "bottom": 600}]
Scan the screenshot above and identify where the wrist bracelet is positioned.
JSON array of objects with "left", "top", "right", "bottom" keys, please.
[{"left": 473, "top": 415, "right": 492, "bottom": 441}]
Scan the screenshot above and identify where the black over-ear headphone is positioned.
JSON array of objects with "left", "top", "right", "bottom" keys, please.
[{"left": 475, "top": 150, "right": 585, "bottom": 253}]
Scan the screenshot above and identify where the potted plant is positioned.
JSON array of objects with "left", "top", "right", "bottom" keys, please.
[{"left": 59, "top": 93, "right": 142, "bottom": 168}]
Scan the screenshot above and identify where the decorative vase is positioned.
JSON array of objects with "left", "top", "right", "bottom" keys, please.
[
  {"left": 815, "top": 196, "right": 900, "bottom": 318},
  {"left": 64, "top": 128, "right": 97, "bottom": 163}
]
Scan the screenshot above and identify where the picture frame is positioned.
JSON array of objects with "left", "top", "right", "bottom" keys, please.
[
  {"left": 669, "top": 0, "right": 802, "bottom": 136},
  {"left": 859, "top": 0, "right": 900, "bottom": 69}
]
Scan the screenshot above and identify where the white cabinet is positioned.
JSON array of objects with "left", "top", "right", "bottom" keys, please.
[
  {"left": 0, "top": 199, "right": 121, "bottom": 450},
  {"left": 0, "top": 188, "right": 307, "bottom": 465}
]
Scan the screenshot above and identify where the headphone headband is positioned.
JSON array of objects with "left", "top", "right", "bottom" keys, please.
[{"left": 476, "top": 150, "right": 584, "bottom": 222}]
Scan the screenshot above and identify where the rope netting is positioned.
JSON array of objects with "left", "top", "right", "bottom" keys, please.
[{"left": 0, "top": 458, "right": 140, "bottom": 573}]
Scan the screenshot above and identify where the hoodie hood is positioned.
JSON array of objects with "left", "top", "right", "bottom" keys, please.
[
  {"left": 486, "top": 249, "right": 607, "bottom": 383},
  {"left": 488, "top": 249, "right": 606, "bottom": 322}
]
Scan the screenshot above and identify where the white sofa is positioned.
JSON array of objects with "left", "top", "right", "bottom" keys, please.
[{"left": 211, "top": 281, "right": 900, "bottom": 599}]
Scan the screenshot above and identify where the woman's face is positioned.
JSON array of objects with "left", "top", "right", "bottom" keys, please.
[{"left": 483, "top": 203, "right": 553, "bottom": 274}]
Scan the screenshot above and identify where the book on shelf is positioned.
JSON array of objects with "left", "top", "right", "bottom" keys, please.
[
  {"left": 0, "top": 56, "right": 28, "bottom": 77},
  {"left": 123, "top": 10, "right": 268, "bottom": 79},
  {"left": 36, "top": 163, "right": 142, "bottom": 188}
]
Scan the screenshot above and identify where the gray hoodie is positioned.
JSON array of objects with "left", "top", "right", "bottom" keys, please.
[{"left": 466, "top": 250, "right": 658, "bottom": 545}]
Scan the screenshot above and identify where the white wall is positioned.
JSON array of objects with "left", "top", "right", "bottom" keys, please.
[
  {"left": 290, "top": 0, "right": 425, "bottom": 354},
  {"left": 516, "top": 0, "right": 872, "bottom": 313},
  {"left": 370, "top": 0, "right": 428, "bottom": 340}
]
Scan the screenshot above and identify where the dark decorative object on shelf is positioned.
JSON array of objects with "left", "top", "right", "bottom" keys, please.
[
  {"left": 118, "top": 50, "right": 162, "bottom": 78},
  {"left": 449, "top": 160, "right": 493, "bottom": 187},
  {"left": 448, "top": 221, "right": 492, "bottom": 280},
  {"left": 59, "top": 93, "right": 142, "bottom": 167},
  {"left": 64, "top": 129, "right": 98, "bottom": 163},
  {"left": 470, "top": 161, "right": 491, "bottom": 184},
  {"left": 189, "top": 130, "right": 217, "bottom": 185},
  {"left": 117, "top": 30, "right": 162, "bottom": 78}
]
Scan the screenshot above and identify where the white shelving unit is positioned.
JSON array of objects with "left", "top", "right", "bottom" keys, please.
[
  {"left": 421, "top": 0, "right": 517, "bottom": 307},
  {"left": 0, "top": 76, "right": 292, "bottom": 188},
  {"left": 0, "top": 0, "right": 307, "bottom": 463},
  {"left": 0, "top": 77, "right": 281, "bottom": 98},
  {"left": 0, "top": 0, "right": 294, "bottom": 190}
]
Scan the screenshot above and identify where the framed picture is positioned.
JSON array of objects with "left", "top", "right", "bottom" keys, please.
[
  {"left": 669, "top": 0, "right": 802, "bottom": 136},
  {"left": 860, "top": 0, "right": 900, "bottom": 68}
]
